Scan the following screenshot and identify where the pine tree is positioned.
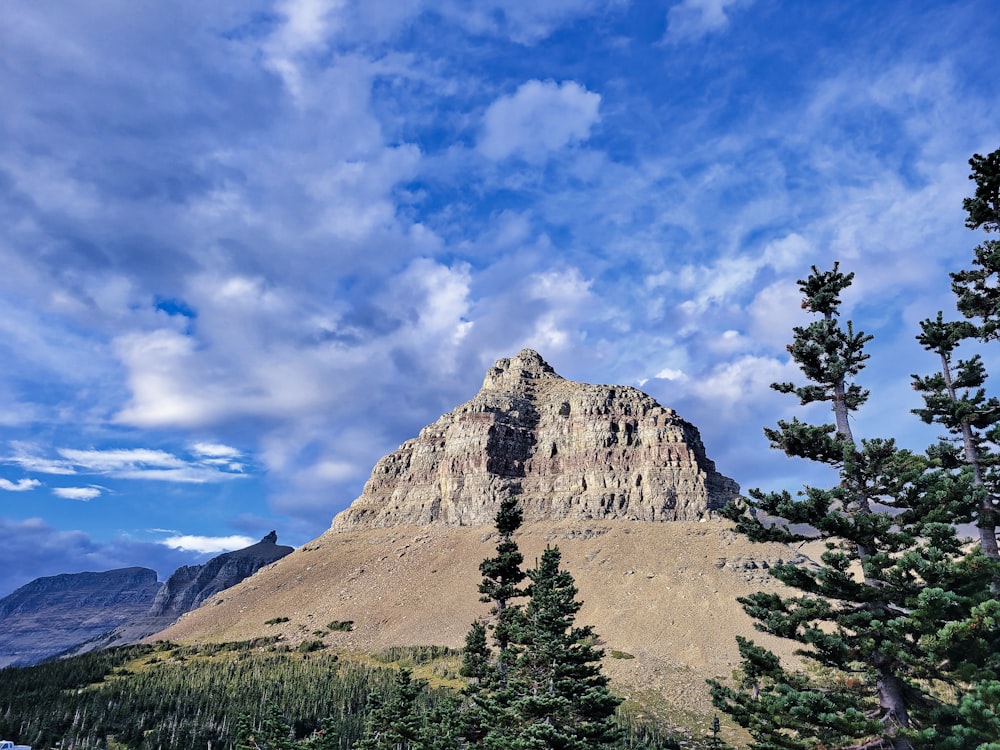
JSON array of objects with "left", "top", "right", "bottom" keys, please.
[
  {"left": 464, "top": 499, "right": 621, "bottom": 749},
  {"left": 355, "top": 669, "right": 424, "bottom": 750},
  {"left": 902, "top": 146, "right": 1000, "bottom": 749},
  {"left": 477, "top": 494, "right": 528, "bottom": 679},
  {"left": 463, "top": 495, "right": 530, "bottom": 747},
  {"left": 912, "top": 312, "right": 1000, "bottom": 563},
  {"left": 710, "top": 265, "right": 986, "bottom": 750},
  {"left": 501, "top": 545, "right": 621, "bottom": 750},
  {"left": 235, "top": 706, "right": 295, "bottom": 750},
  {"left": 298, "top": 717, "right": 341, "bottom": 750}
]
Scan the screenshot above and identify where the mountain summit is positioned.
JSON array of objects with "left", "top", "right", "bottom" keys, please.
[{"left": 333, "top": 349, "right": 738, "bottom": 529}]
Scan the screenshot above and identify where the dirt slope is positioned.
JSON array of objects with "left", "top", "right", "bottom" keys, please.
[{"left": 155, "top": 518, "right": 807, "bottom": 723}]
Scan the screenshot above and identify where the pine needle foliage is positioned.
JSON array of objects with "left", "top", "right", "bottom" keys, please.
[
  {"left": 711, "top": 260, "right": 1000, "bottom": 750},
  {"left": 464, "top": 498, "right": 622, "bottom": 749}
]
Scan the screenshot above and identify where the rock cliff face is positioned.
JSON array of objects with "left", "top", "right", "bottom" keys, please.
[
  {"left": 0, "top": 567, "right": 161, "bottom": 668},
  {"left": 70, "top": 532, "right": 294, "bottom": 655},
  {"left": 333, "top": 350, "right": 739, "bottom": 529},
  {"left": 148, "top": 532, "right": 293, "bottom": 618},
  {"left": 0, "top": 533, "right": 294, "bottom": 666}
]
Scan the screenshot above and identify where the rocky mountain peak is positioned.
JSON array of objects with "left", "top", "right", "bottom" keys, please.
[
  {"left": 481, "top": 348, "right": 562, "bottom": 392},
  {"left": 332, "top": 351, "right": 739, "bottom": 530}
]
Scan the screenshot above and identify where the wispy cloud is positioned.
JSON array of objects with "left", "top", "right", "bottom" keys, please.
[
  {"left": 4, "top": 444, "right": 247, "bottom": 484},
  {"left": 53, "top": 486, "right": 103, "bottom": 501},
  {"left": 664, "top": 0, "right": 752, "bottom": 42},
  {"left": 159, "top": 534, "right": 256, "bottom": 554},
  {"left": 0, "top": 478, "right": 40, "bottom": 492}
]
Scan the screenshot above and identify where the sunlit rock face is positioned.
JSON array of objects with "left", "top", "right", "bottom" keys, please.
[{"left": 333, "top": 350, "right": 739, "bottom": 530}]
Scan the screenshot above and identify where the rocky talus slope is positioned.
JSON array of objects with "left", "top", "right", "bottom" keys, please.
[
  {"left": 155, "top": 351, "right": 809, "bottom": 729},
  {"left": 334, "top": 349, "right": 739, "bottom": 528},
  {"left": 0, "top": 567, "right": 160, "bottom": 667}
]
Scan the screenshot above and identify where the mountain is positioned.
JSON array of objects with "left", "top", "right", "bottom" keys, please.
[
  {"left": 148, "top": 531, "right": 293, "bottom": 619},
  {"left": 335, "top": 349, "right": 739, "bottom": 528},
  {"left": 0, "top": 567, "right": 160, "bottom": 668},
  {"left": 154, "top": 351, "right": 806, "bottom": 724},
  {"left": 0, "top": 533, "right": 293, "bottom": 666},
  {"left": 67, "top": 532, "right": 294, "bottom": 656}
]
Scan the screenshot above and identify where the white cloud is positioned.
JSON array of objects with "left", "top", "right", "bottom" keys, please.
[
  {"left": 665, "top": 0, "right": 751, "bottom": 42},
  {"left": 479, "top": 80, "right": 601, "bottom": 162},
  {"left": 191, "top": 442, "right": 242, "bottom": 459},
  {"left": 5, "top": 444, "right": 246, "bottom": 484},
  {"left": 159, "top": 534, "right": 256, "bottom": 554},
  {"left": 748, "top": 280, "right": 811, "bottom": 350},
  {"left": 523, "top": 267, "right": 595, "bottom": 353},
  {"left": 5, "top": 443, "right": 77, "bottom": 475},
  {"left": 0, "top": 478, "right": 40, "bottom": 491},
  {"left": 688, "top": 355, "right": 797, "bottom": 414},
  {"left": 654, "top": 367, "right": 687, "bottom": 381},
  {"left": 53, "top": 486, "right": 102, "bottom": 501},
  {"left": 58, "top": 448, "right": 187, "bottom": 472}
]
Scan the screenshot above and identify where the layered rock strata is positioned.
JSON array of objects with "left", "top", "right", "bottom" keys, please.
[{"left": 333, "top": 349, "right": 738, "bottom": 529}]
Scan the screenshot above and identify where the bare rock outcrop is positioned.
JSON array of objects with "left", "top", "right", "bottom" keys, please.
[{"left": 333, "top": 349, "right": 738, "bottom": 529}]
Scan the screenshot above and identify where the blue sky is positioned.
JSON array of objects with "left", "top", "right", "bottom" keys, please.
[{"left": 1, "top": 0, "right": 998, "bottom": 597}]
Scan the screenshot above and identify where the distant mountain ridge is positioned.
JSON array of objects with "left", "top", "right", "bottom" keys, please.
[
  {"left": 149, "top": 531, "right": 291, "bottom": 618},
  {"left": 0, "top": 532, "right": 292, "bottom": 667},
  {"left": 0, "top": 567, "right": 160, "bottom": 668}
]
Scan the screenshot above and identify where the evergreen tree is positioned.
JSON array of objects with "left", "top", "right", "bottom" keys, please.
[
  {"left": 500, "top": 545, "right": 621, "bottom": 750},
  {"left": 912, "top": 313, "right": 1000, "bottom": 562},
  {"left": 235, "top": 706, "right": 295, "bottom": 750},
  {"left": 962, "top": 149, "right": 1000, "bottom": 234},
  {"left": 355, "top": 669, "right": 425, "bottom": 750},
  {"left": 710, "top": 265, "right": 988, "bottom": 750},
  {"left": 234, "top": 713, "right": 259, "bottom": 750},
  {"left": 298, "top": 717, "right": 341, "bottom": 750},
  {"left": 463, "top": 495, "right": 530, "bottom": 746},
  {"left": 477, "top": 494, "right": 529, "bottom": 678},
  {"left": 464, "top": 499, "right": 621, "bottom": 749}
]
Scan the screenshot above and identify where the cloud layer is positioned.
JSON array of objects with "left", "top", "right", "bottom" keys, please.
[{"left": 0, "top": 0, "right": 998, "bottom": 595}]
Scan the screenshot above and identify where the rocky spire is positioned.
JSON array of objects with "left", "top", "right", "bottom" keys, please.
[{"left": 332, "top": 351, "right": 739, "bottom": 529}]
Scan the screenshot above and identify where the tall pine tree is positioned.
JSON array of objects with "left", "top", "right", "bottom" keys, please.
[
  {"left": 463, "top": 498, "right": 621, "bottom": 749},
  {"left": 711, "top": 265, "right": 986, "bottom": 750},
  {"left": 503, "top": 545, "right": 621, "bottom": 750}
]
